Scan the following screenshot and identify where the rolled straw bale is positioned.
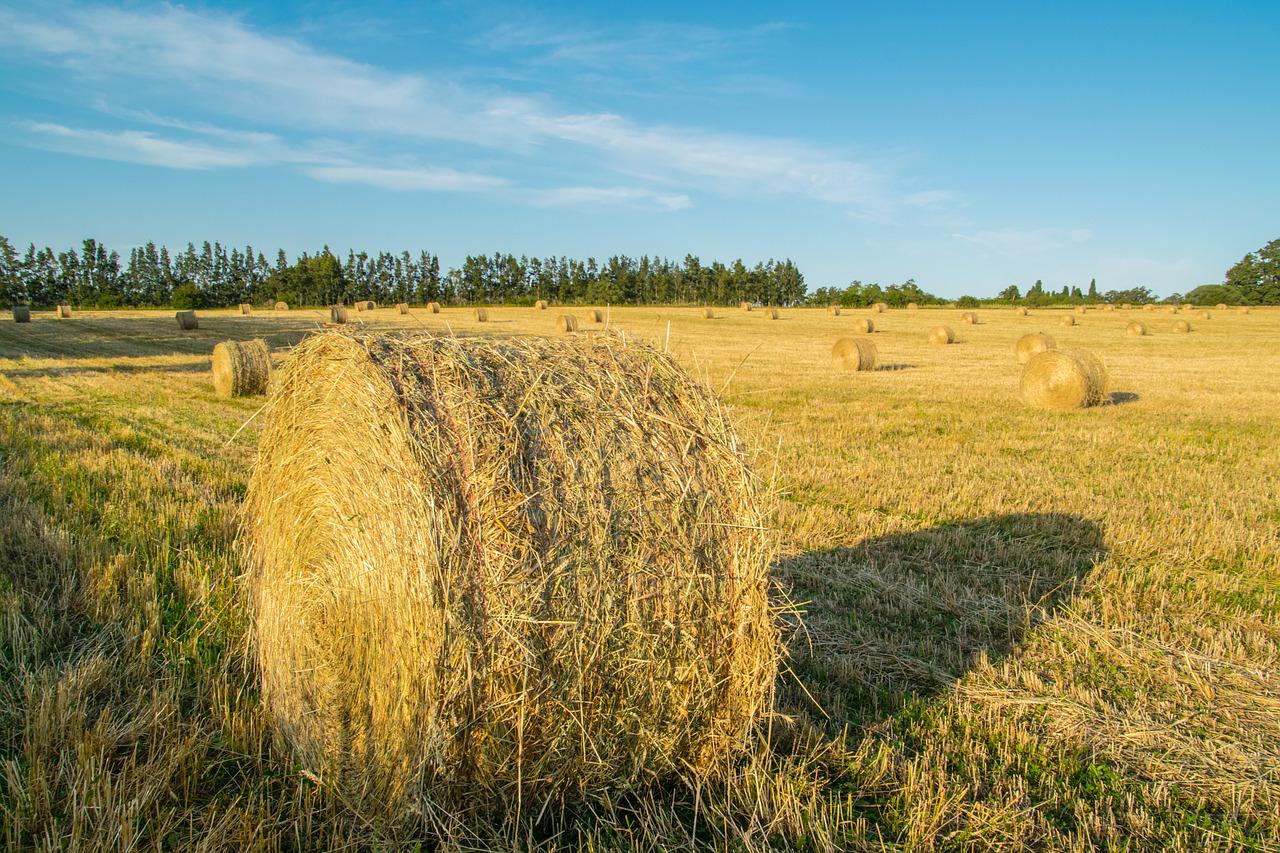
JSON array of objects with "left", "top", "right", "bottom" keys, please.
[
  {"left": 1173, "top": 320, "right": 1191, "bottom": 333},
  {"left": 474, "top": 307, "right": 489, "bottom": 322},
  {"left": 766, "top": 307, "right": 779, "bottom": 320},
  {"left": 827, "top": 306, "right": 841, "bottom": 316},
  {"left": 853, "top": 318, "right": 874, "bottom": 334},
  {"left": 356, "top": 300, "right": 376, "bottom": 312},
  {"left": 1201, "top": 311, "right": 1212, "bottom": 320},
  {"left": 928, "top": 325, "right": 955, "bottom": 345},
  {"left": 740, "top": 301, "right": 753, "bottom": 312},
  {"left": 176, "top": 310, "right": 199, "bottom": 330},
  {"left": 1239, "top": 306, "right": 1251, "bottom": 315},
  {"left": 1060, "top": 314, "right": 1076, "bottom": 326},
  {"left": 239, "top": 303, "right": 253, "bottom": 315},
  {"left": 556, "top": 314, "right": 579, "bottom": 333},
  {"left": 588, "top": 308, "right": 604, "bottom": 323},
  {"left": 1014, "top": 332, "right": 1056, "bottom": 364},
  {"left": 211, "top": 338, "right": 271, "bottom": 397},
  {"left": 1216, "top": 303, "right": 1228, "bottom": 310},
  {"left": 242, "top": 332, "right": 779, "bottom": 818},
  {"left": 1126, "top": 321, "right": 1147, "bottom": 336},
  {"left": 330, "top": 305, "right": 349, "bottom": 325},
  {"left": 56, "top": 304, "right": 72, "bottom": 319},
  {"left": 1142, "top": 303, "right": 1156, "bottom": 312},
  {"left": 832, "top": 337, "right": 877, "bottom": 371},
  {"left": 1020, "top": 348, "right": 1107, "bottom": 410},
  {"left": 397, "top": 303, "right": 410, "bottom": 315},
  {"left": 274, "top": 301, "right": 289, "bottom": 311},
  {"left": 535, "top": 300, "right": 548, "bottom": 310},
  {"left": 960, "top": 311, "right": 978, "bottom": 325},
  {"left": 703, "top": 307, "right": 716, "bottom": 319},
  {"left": 871, "top": 302, "right": 886, "bottom": 313},
  {"left": 1121, "top": 303, "right": 1131, "bottom": 310},
  {"left": 1014, "top": 306, "right": 1028, "bottom": 316},
  {"left": 1075, "top": 306, "right": 1087, "bottom": 314},
  {"left": 906, "top": 302, "right": 919, "bottom": 310},
  {"left": 12, "top": 305, "right": 30, "bottom": 323},
  {"left": 1165, "top": 305, "right": 1178, "bottom": 313},
  {"left": 1182, "top": 303, "right": 1194, "bottom": 311},
  {"left": 427, "top": 302, "right": 441, "bottom": 314}
]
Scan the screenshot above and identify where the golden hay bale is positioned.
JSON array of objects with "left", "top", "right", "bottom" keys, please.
[
  {"left": 356, "top": 300, "right": 376, "bottom": 312},
  {"left": 12, "top": 305, "right": 31, "bottom": 323},
  {"left": 1075, "top": 306, "right": 1087, "bottom": 314},
  {"left": 853, "top": 318, "right": 874, "bottom": 333},
  {"left": 1182, "top": 303, "right": 1194, "bottom": 311},
  {"left": 535, "top": 299, "right": 548, "bottom": 310},
  {"left": 1014, "top": 332, "right": 1056, "bottom": 364},
  {"left": 56, "top": 304, "right": 72, "bottom": 319},
  {"left": 1059, "top": 314, "right": 1076, "bottom": 326},
  {"left": 827, "top": 306, "right": 841, "bottom": 316},
  {"left": 960, "top": 311, "right": 978, "bottom": 324},
  {"left": 702, "top": 307, "right": 716, "bottom": 319},
  {"left": 928, "top": 325, "right": 955, "bottom": 344},
  {"left": 740, "top": 301, "right": 753, "bottom": 311},
  {"left": 474, "top": 307, "right": 489, "bottom": 322},
  {"left": 330, "top": 305, "right": 349, "bottom": 325},
  {"left": 1121, "top": 303, "right": 1131, "bottom": 310},
  {"left": 427, "top": 302, "right": 441, "bottom": 313},
  {"left": 1239, "top": 306, "right": 1251, "bottom": 315},
  {"left": 870, "top": 302, "right": 886, "bottom": 313},
  {"left": 588, "top": 308, "right": 604, "bottom": 323},
  {"left": 1142, "top": 303, "right": 1156, "bottom": 312},
  {"left": 556, "top": 314, "right": 579, "bottom": 333},
  {"left": 1102, "top": 304, "right": 1116, "bottom": 311},
  {"left": 1020, "top": 348, "right": 1108, "bottom": 410},
  {"left": 274, "top": 301, "right": 289, "bottom": 311},
  {"left": 765, "top": 307, "right": 779, "bottom": 320},
  {"left": 1126, "top": 321, "right": 1147, "bottom": 336},
  {"left": 211, "top": 338, "right": 271, "bottom": 397},
  {"left": 239, "top": 303, "right": 253, "bottom": 315},
  {"left": 906, "top": 302, "right": 919, "bottom": 310},
  {"left": 831, "top": 337, "right": 877, "bottom": 371},
  {"left": 1173, "top": 320, "right": 1192, "bottom": 333},
  {"left": 176, "top": 310, "right": 199, "bottom": 330},
  {"left": 1201, "top": 311, "right": 1212, "bottom": 320},
  {"left": 241, "top": 332, "right": 779, "bottom": 818},
  {"left": 1014, "top": 306, "right": 1028, "bottom": 316},
  {"left": 1216, "top": 303, "right": 1228, "bottom": 310},
  {"left": 397, "top": 303, "right": 410, "bottom": 315},
  {"left": 1165, "top": 305, "right": 1178, "bottom": 313}
]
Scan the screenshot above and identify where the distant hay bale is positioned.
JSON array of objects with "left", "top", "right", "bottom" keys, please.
[
  {"left": 1201, "top": 311, "right": 1212, "bottom": 320},
  {"left": 474, "top": 307, "right": 489, "bottom": 322},
  {"left": 1182, "top": 303, "right": 1193, "bottom": 311},
  {"left": 274, "top": 301, "right": 289, "bottom": 311},
  {"left": 960, "top": 311, "right": 978, "bottom": 324},
  {"left": 1014, "top": 332, "right": 1056, "bottom": 364},
  {"left": 1165, "top": 305, "right": 1178, "bottom": 313},
  {"left": 854, "top": 318, "right": 874, "bottom": 333},
  {"left": 766, "top": 307, "right": 779, "bottom": 320},
  {"left": 212, "top": 338, "right": 271, "bottom": 398},
  {"left": 330, "top": 305, "right": 349, "bottom": 325},
  {"left": 356, "top": 300, "right": 376, "bottom": 312},
  {"left": 1059, "top": 314, "right": 1076, "bottom": 326},
  {"left": 1142, "top": 303, "right": 1156, "bottom": 312},
  {"left": 740, "top": 301, "right": 753, "bottom": 311},
  {"left": 870, "top": 303, "right": 886, "bottom": 313},
  {"left": 589, "top": 308, "right": 604, "bottom": 323},
  {"left": 1020, "top": 348, "right": 1108, "bottom": 410},
  {"left": 703, "top": 307, "right": 716, "bottom": 319},
  {"left": 1173, "top": 319, "right": 1192, "bottom": 333},
  {"left": 1014, "top": 306, "right": 1028, "bottom": 316},
  {"left": 427, "top": 302, "right": 441, "bottom": 313},
  {"left": 1239, "top": 306, "right": 1251, "bottom": 315},
  {"left": 831, "top": 337, "right": 877, "bottom": 371},
  {"left": 928, "top": 325, "right": 955, "bottom": 345},
  {"left": 906, "top": 302, "right": 919, "bottom": 310},
  {"left": 1216, "top": 303, "right": 1228, "bottom": 310},
  {"left": 1121, "top": 303, "right": 1131, "bottom": 310},
  {"left": 56, "top": 304, "right": 72, "bottom": 319},
  {"left": 176, "top": 310, "right": 199, "bottom": 330},
  {"left": 535, "top": 300, "right": 548, "bottom": 310},
  {"left": 1075, "top": 306, "right": 1087, "bottom": 314},
  {"left": 556, "top": 314, "right": 579, "bottom": 333},
  {"left": 241, "top": 332, "right": 779, "bottom": 819},
  {"left": 827, "top": 306, "right": 841, "bottom": 316},
  {"left": 12, "top": 305, "right": 31, "bottom": 323},
  {"left": 1102, "top": 304, "right": 1116, "bottom": 311},
  {"left": 239, "top": 303, "right": 253, "bottom": 315},
  {"left": 1126, "top": 321, "right": 1147, "bottom": 336},
  {"left": 397, "top": 303, "right": 410, "bottom": 315}
]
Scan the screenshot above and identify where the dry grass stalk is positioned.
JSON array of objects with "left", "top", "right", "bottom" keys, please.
[
  {"left": 427, "top": 302, "right": 441, "bottom": 313},
  {"left": 1014, "top": 332, "right": 1056, "bottom": 364},
  {"left": 397, "top": 303, "right": 410, "bottom": 315},
  {"left": 330, "top": 305, "right": 349, "bottom": 325},
  {"left": 1020, "top": 348, "right": 1108, "bottom": 409},
  {"left": 239, "top": 303, "right": 253, "bottom": 315},
  {"left": 12, "top": 305, "right": 31, "bottom": 323},
  {"left": 175, "top": 310, "right": 199, "bottom": 330},
  {"left": 535, "top": 300, "right": 548, "bottom": 310},
  {"left": 274, "top": 301, "right": 289, "bottom": 311},
  {"left": 1173, "top": 319, "right": 1192, "bottom": 333},
  {"left": 854, "top": 318, "right": 874, "bottom": 334},
  {"left": 831, "top": 336, "right": 877, "bottom": 371},
  {"left": 960, "top": 311, "right": 978, "bottom": 325},
  {"left": 555, "top": 314, "right": 579, "bottom": 333},
  {"left": 56, "top": 304, "right": 72, "bottom": 319},
  {"left": 211, "top": 339, "right": 271, "bottom": 397},
  {"left": 928, "top": 325, "right": 955, "bottom": 345},
  {"left": 241, "top": 331, "right": 779, "bottom": 822},
  {"left": 1126, "top": 321, "right": 1147, "bottom": 336},
  {"left": 474, "top": 307, "right": 489, "bottom": 322},
  {"left": 1059, "top": 314, "right": 1076, "bottom": 326}
]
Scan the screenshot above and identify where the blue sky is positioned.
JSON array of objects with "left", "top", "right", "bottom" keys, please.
[{"left": 0, "top": 1, "right": 1276, "bottom": 296}]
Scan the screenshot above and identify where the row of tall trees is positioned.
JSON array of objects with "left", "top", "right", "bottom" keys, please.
[
  {"left": 0, "top": 236, "right": 805, "bottom": 308},
  {"left": 804, "top": 278, "right": 944, "bottom": 307}
]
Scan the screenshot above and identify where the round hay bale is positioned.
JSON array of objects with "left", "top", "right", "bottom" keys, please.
[
  {"left": 1126, "top": 321, "right": 1147, "bottom": 336},
  {"left": 1182, "top": 303, "right": 1194, "bottom": 311},
  {"left": 827, "top": 306, "right": 841, "bottom": 316},
  {"left": 831, "top": 337, "right": 877, "bottom": 371},
  {"left": 474, "top": 307, "right": 489, "bottom": 322},
  {"left": 766, "top": 307, "right": 779, "bottom": 320},
  {"left": 330, "top": 305, "right": 349, "bottom": 325},
  {"left": 12, "top": 305, "right": 31, "bottom": 323},
  {"left": 1059, "top": 314, "right": 1076, "bottom": 326},
  {"left": 853, "top": 318, "right": 874, "bottom": 334},
  {"left": 534, "top": 300, "right": 548, "bottom": 311},
  {"left": 1201, "top": 311, "right": 1212, "bottom": 320},
  {"left": 1165, "top": 305, "right": 1178, "bottom": 313},
  {"left": 427, "top": 302, "right": 441, "bottom": 314},
  {"left": 960, "top": 311, "right": 978, "bottom": 325},
  {"left": 1216, "top": 303, "right": 1228, "bottom": 310},
  {"left": 870, "top": 303, "right": 886, "bottom": 313},
  {"left": 397, "top": 303, "right": 410, "bottom": 315},
  {"left": 356, "top": 300, "right": 376, "bottom": 312},
  {"left": 556, "top": 314, "right": 579, "bottom": 333},
  {"left": 928, "top": 325, "right": 954, "bottom": 345},
  {"left": 239, "top": 303, "right": 253, "bottom": 315},
  {"left": 1075, "top": 306, "right": 1087, "bottom": 314},
  {"left": 1239, "top": 306, "right": 1251, "bottom": 315},
  {"left": 588, "top": 308, "right": 604, "bottom": 323},
  {"left": 1020, "top": 349, "right": 1108, "bottom": 410},
  {"left": 1102, "top": 304, "right": 1116, "bottom": 311},
  {"left": 211, "top": 338, "right": 271, "bottom": 397},
  {"left": 176, "top": 310, "right": 199, "bottom": 330},
  {"left": 1142, "top": 303, "right": 1156, "bottom": 312},
  {"left": 740, "top": 301, "right": 753, "bottom": 312},
  {"left": 1121, "top": 303, "right": 1131, "bottom": 310},
  {"left": 274, "top": 301, "right": 289, "bottom": 311},
  {"left": 703, "top": 307, "right": 716, "bottom": 319},
  {"left": 56, "top": 304, "right": 72, "bottom": 319},
  {"left": 1014, "top": 306, "right": 1028, "bottom": 316},
  {"left": 242, "top": 332, "right": 779, "bottom": 817},
  {"left": 1014, "top": 332, "right": 1056, "bottom": 364},
  {"left": 1173, "top": 319, "right": 1192, "bottom": 333},
  {"left": 906, "top": 302, "right": 919, "bottom": 310}
]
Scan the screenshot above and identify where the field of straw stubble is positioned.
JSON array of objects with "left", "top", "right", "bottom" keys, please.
[{"left": 1, "top": 303, "right": 1278, "bottom": 850}]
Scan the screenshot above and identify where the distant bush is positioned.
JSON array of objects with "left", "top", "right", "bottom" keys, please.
[
  {"left": 956, "top": 295, "right": 981, "bottom": 308},
  {"left": 96, "top": 294, "right": 124, "bottom": 309},
  {"left": 171, "top": 283, "right": 203, "bottom": 310}
]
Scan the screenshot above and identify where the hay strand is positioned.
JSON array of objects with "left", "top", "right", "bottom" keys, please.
[
  {"left": 211, "top": 339, "right": 271, "bottom": 397},
  {"left": 1020, "top": 348, "right": 1108, "bottom": 410}
]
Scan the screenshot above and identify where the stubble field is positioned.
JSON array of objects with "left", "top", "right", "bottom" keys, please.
[{"left": 1, "top": 303, "right": 1277, "bottom": 850}]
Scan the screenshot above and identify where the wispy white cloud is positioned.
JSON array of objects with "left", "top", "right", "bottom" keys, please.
[
  {"left": 18, "top": 121, "right": 266, "bottom": 169},
  {"left": 532, "top": 186, "right": 692, "bottom": 211},
  {"left": 953, "top": 227, "right": 1092, "bottom": 256},
  {"left": 306, "top": 164, "right": 507, "bottom": 193}
]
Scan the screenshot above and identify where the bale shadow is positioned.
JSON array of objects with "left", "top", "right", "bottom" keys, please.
[
  {"left": 876, "top": 363, "right": 916, "bottom": 372},
  {"left": 1108, "top": 391, "right": 1140, "bottom": 405},
  {"left": 774, "top": 512, "right": 1103, "bottom": 727}
]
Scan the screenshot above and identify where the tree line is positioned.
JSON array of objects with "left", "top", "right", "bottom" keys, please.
[{"left": 0, "top": 235, "right": 806, "bottom": 308}]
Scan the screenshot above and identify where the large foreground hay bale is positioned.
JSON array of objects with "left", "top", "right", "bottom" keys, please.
[
  {"left": 176, "top": 310, "right": 199, "bottom": 330},
  {"left": 556, "top": 314, "right": 579, "bottom": 333},
  {"left": 928, "top": 325, "right": 954, "bottom": 344},
  {"left": 397, "top": 303, "right": 410, "bottom": 315},
  {"left": 427, "top": 302, "right": 441, "bottom": 314},
  {"left": 534, "top": 299, "right": 548, "bottom": 310},
  {"left": 242, "top": 332, "right": 779, "bottom": 818},
  {"left": 56, "top": 304, "right": 72, "bottom": 319},
  {"left": 960, "top": 311, "right": 978, "bottom": 325},
  {"left": 212, "top": 338, "right": 271, "bottom": 397},
  {"left": 1173, "top": 319, "right": 1192, "bottom": 333},
  {"left": 1014, "top": 332, "right": 1056, "bottom": 364},
  {"left": 474, "top": 307, "right": 489, "bottom": 322},
  {"left": 239, "top": 303, "right": 253, "bottom": 315},
  {"left": 1126, "top": 321, "right": 1147, "bottom": 336},
  {"left": 330, "top": 305, "right": 349, "bottom": 325},
  {"left": 1059, "top": 314, "right": 1076, "bottom": 326},
  {"left": 853, "top": 318, "right": 874, "bottom": 334},
  {"left": 12, "top": 305, "right": 30, "bottom": 323},
  {"left": 1020, "top": 349, "right": 1108, "bottom": 410},
  {"left": 274, "top": 301, "right": 289, "bottom": 311},
  {"left": 832, "top": 337, "right": 877, "bottom": 371}
]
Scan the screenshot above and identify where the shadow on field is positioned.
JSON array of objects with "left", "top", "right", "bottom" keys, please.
[
  {"left": 774, "top": 512, "right": 1104, "bottom": 727},
  {"left": 1108, "top": 391, "right": 1140, "bottom": 405},
  {"left": 876, "top": 363, "right": 916, "bottom": 372}
]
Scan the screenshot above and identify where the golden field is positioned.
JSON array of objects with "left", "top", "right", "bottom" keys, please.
[{"left": 1, "top": 303, "right": 1277, "bottom": 850}]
